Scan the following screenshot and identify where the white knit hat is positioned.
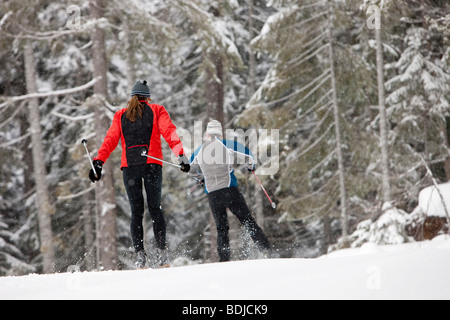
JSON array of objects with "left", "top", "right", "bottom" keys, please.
[{"left": 206, "top": 120, "right": 223, "bottom": 136}]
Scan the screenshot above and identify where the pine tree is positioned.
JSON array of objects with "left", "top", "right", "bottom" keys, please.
[
  {"left": 241, "top": 0, "right": 352, "bottom": 251},
  {"left": 386, "top": 11, "right": 450, "bottom": 193},
  {"left": 0, "top": 214, "right": 35, "bottom": 276}
]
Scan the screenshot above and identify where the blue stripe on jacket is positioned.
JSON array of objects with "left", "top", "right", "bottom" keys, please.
[{"left": 189, "top": 139, "right": 255, "bottom": 193}]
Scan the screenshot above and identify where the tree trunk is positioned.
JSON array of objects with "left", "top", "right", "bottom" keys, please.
[
  {"left": 24, "top": 42, "right": 55, "bottom": 274},
  {"left": 205, "top": 52, "right": 224, "bottom": 125},
  {"left": 123, "top": 23, "right": 136, "bottom": 89},
  {"left": 444, "top": 117, "right": 450, "bottom": 181},
  {"left": 327, "top": 3, "right": 348, "bottom": 239},
  {"left": 375, "top": 26, "right": 391, "bottom": 204},
  {"left": 204, "top": 52, "right": 224, "bottom": 263},
  {"left": 246, "top": 0, "right": 264, "bottom": 229},
  {"left": 321, "top": 214, "right": 331, "bottom": 254},
  {"left": 89, "top": 0, "right": 118, "bottom": 270},
  {"left": 204, "top": 28, "right": 225, "bottom": 261},
  {"left": 248, "top": 0, "right": 256, "bottom": 96}
]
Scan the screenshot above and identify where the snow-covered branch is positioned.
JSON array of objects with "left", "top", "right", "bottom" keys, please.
[
  {"left": 266, "top": 68, "right": 331, "bottom": 108},
  {"left": 1, "top": 18, "right": 112, "bottom": 41},
  {"left": 0, "top": 11, "right": 13, "bottom": 30},
  {"left": 0, "top": 133, "right": 31, "bottom": 148},
  {"left": 57, "top": 185, "right": 95, "bottom": 201},
  {"left": 0, "top": 78, "right": 98, "bottom": 109},
  {"left": 297, "top": 122, "right": 335, "bottom": 159},
  {"left": 51, "top": 111, "right": 94, "bottom": 122},
  {"left": 0, "top": 101, "right": 26, "bottom": 129}
]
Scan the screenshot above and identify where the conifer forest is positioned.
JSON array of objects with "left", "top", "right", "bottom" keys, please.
[{"left": 0, "top": 0, "right": 449, "bottom": 275}]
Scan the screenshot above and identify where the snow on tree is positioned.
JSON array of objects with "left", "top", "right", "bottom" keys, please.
[
  {"left": 386, "top": 28, "right": 450, "bottom": 123},
  {"left": 1, "top": 0, "right": 450, "bottom": 274},
  {"left": 384, "top": 22, "right": 450, "bottom": 207},
  {"left": 0, "top": 215, "right": 35, "bottom": 276},
  {"left": 329, "top": 203, "right": 411, "bottom": 251},
  {"left": 238, "top": 0, "right": 352, "bottom": 251}
]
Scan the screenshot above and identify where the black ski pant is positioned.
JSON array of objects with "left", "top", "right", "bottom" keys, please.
[
  {"left": 123, "top": 164, "right": 166, "bottom": 253},
  {"left": 207, "top": 187, "right": 270, "bottom": 262}
]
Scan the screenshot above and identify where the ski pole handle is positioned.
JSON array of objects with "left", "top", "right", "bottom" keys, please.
[
  {"left": 81, "top": 139, "right": 98, "bottom": 178},
  {"left": 252, "top": 171, "right": 277, "bottom": 209}
]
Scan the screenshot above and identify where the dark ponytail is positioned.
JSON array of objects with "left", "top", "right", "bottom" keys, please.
[{"left": 126, "top": 95, "right": 150, "bottom": 122}]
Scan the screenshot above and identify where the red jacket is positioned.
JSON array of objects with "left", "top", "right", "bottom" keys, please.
[{"left": 94, "top": 101, "right": 184, "bottom": 169}]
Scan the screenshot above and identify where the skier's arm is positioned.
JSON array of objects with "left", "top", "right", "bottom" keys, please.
[
  {"left": 157, "top": 105, "right": 184, "bottom": 157},
  {"left": 188, "top": 146, "right": 204, "bottom": 181},
  {"left": 222, "top": 139, "right": 256, "bottom": 170},
  {"left": 94, "top": 111, "right": 122, "bottom": 164}
]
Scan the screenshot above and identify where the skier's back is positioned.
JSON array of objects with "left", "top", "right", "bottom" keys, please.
[{"left": 190, "top": 120, "right": 271, "bottom": 262}]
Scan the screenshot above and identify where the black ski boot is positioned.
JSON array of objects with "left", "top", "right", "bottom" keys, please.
[
  {"left": 135, "top": 250, "right": 147, "bottom": 269},
  {"left": 155, "top": 248, "right": 170, "bottom": 268}
]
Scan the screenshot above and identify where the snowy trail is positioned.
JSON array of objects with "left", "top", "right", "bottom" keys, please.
[{"left": 1, "top": 236, "right": 449, "bottom": 300}]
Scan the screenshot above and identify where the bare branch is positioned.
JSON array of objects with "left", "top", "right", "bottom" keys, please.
[
  {"left": 0, "top": 78, "right": 98, "bottom": 109},
  {"left": 51, "top": 111, "right": 94, "bottom": 122}
]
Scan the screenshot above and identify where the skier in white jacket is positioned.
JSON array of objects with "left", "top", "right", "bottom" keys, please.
[{"left": 190, "top": 120, "right": 271, "bottom": 261}]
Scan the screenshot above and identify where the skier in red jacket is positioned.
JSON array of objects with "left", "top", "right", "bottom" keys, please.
[{"left": 89, "top": 80, "right": 190, "bottom": 269}]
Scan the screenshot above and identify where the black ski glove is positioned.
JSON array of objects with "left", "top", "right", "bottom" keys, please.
[
  {"left": 178, "top": 154, "right": 190, "bottom": 173},
  {"left": 89, "top": 159, "right": 103, "bottom": 183}
]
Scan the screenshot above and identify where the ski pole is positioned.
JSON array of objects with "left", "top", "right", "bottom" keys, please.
[
  {"left": 141, "top": 150, "right": 181, "bottom": 168},
  {"left": 81, "top": 138, "right": 97, "bottom": 178},
  {"left": 187, "top": 178, "right": 204, "bottom": 197},
  {"left": 252, "top": 171, "right": 277, "bottom": 209}
]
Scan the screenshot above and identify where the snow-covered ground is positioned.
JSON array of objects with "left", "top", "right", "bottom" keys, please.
[{"left": 1, "top": 235, "right": 449, "bottom": 300}]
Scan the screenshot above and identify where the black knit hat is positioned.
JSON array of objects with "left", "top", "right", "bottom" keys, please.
[{"left": 131, "top": 80, "right": 151, "bottom": 97}]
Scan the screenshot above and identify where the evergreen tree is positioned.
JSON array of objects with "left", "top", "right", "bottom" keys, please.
[
  {"left": 1, "top": 0, "right": 449, "bottom": 274},
  {"left": 0, "top": 214, "right": 35, "bottom": 276},
  {"left": 385, "top": 1, "right": 450, "bottom": 203}
]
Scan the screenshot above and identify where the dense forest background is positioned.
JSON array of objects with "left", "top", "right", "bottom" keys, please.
[{"left": 0, "top": 0, "right": 448, "bottom": 275}]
